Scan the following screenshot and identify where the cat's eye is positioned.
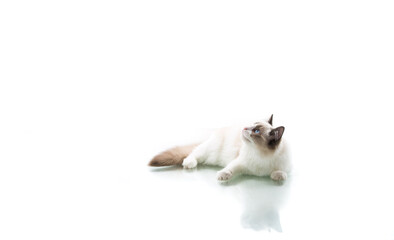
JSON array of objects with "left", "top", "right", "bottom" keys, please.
[{"left": 253, "top": 129, "right": 260, "bottom": 134}]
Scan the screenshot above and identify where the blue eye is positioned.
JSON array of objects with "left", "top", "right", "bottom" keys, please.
[{"left": 253, "top": 129, "right": 260, "bottom": 134}]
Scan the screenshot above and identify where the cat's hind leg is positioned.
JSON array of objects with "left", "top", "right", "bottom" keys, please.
[
  {"left": 182, "top": 155, "right": 198, "bottom": 169},
  {"left": 182, "top": 141, "right": 210, "bottom": 169}
]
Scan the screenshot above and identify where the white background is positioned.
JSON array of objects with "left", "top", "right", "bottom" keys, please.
[{"left": 1, "top": 0, "right": 394, "bottom": 239}]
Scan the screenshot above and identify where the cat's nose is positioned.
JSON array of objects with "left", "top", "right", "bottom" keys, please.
[{"left": 243, "top": 127, "right": 248, "bottom": 130}]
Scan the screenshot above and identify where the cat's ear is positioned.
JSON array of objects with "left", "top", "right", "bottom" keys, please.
[
  {"left": 268, "top": 114, "right": 273, "bottom": 125},
  {"left": 268, "top": 126, "right": 285, "bottom": 147}
]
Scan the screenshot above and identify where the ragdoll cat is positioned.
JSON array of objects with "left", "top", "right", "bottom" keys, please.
[{"left": 149, "top": 115, "right": 291, "bottom": 182}]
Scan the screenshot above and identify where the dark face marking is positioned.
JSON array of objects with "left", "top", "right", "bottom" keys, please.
[
  {"left": 243, "top": 121, "right": 285, "bottom": 151},
  {"left": 267, "top": 126, "right": 285, "bottom": 149},
  {"left": 249, "top": 124, "right": 268, "bottom": 144}
]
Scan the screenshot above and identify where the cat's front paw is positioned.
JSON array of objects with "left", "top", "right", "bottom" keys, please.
[
  {"left": 270, "top": 170, "right": 287, "bottom": 182},
  {"left": 182, "top": 156, "right": 198, "bottom": 169},
  {"left": 217, "top": 170, "right": 233, "bottom": 181}
]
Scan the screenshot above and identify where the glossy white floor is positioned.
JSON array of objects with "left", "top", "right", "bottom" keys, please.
[
  {"left": 1, "top": 1, "right": 394, "bottom": 239},
  {"left": 2, "top": 111, "right": 394, "bottom": 240}
]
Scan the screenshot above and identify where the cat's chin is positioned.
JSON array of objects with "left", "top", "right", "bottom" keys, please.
[{"left": 242, "top": 130, "right": 253, "bottom": 143}]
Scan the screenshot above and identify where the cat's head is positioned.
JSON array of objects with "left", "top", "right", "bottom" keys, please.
[{"left": 242, "top": 114, "right": 285, "bottom": 151}]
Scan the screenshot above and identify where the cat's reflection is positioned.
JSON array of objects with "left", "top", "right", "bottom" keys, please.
[
  {"left": 225, "top": 175, "right": 291, "bottom": 231},
  {"left": 149, "top": 166, "right": 291, "bottom": 232}
]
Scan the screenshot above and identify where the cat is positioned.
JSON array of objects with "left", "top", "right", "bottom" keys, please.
[{"left": 149, "top": 114, "right": 291, "bottom": 182}]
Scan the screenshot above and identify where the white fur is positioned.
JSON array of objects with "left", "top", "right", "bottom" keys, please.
[{"left": 182, "top": 123, "right": 291, "bottom": 182}]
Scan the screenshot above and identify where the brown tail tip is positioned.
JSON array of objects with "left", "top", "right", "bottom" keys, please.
[
  {"left": 148, "top": 158, "right": 165, "bottom": 167},
  {"left": 148, "top": 150, "right": 181, "bottom": 167},
  {"left": 148, "top": 144, "right": 198, "bottom": 167}
]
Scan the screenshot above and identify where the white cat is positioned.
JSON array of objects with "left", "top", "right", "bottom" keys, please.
[{"left": 149, "top": 115, "right": 291, "bottom": 182}]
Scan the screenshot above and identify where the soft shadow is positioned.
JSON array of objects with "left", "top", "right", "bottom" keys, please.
[{"left": 148, "top": 165, "right": 183, "bottom": 172}]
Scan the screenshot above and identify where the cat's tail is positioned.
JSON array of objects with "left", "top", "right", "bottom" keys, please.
[{"left": 148, "top": 143, "right": 199, "bottom": 167}]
